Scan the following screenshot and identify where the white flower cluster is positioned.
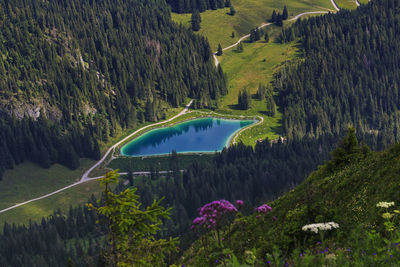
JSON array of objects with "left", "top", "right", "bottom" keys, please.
[
  {"left": 376, "top": 201, "right": 395, "bottom": 208},
  {"left": 302, "top": 222, "right": 339, "bottom": 234}
]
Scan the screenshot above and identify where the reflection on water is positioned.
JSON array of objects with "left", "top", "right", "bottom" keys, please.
[{"left": 121, "top": 118, "right": 255, "bottom": 157}]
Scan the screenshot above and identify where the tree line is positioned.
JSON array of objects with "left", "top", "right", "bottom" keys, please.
[{"left": 167, "top": 0, "right": 230, "bottom": 13}]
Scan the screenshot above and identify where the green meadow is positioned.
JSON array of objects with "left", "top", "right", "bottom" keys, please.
[
  {"left": 0, "top": 159, "right": 95, "bottom": 210},
  {"left": 0, "top": 179, "right": 105, "bottom": 227},
  {"left": 214, "top": 22, "right": 302, "bottom": 145},
  {"left": 171, "top": 0, "right": 336, "bottom": 50},
  {"left": 334, "top": 0, "right": 358, "bottom": 9}
]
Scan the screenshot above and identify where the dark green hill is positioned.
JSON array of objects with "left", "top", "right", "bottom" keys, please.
[
  {"left": 0, "top": 0, "right": 226, "bottom": 177},
  {"left": 183, "top": 129, "right": 400, "bottom": 265}
]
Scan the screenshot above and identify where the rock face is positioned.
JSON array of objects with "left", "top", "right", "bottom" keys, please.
[{"left": 0, "top": 97, "right": 62, "bottom": 121}]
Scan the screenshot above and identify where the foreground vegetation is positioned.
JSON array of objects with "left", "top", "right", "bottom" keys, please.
[
  {"left": 182, "top": 129, "right": 400, "bottom": 265},
  {"left": 4, "top": 129, "right": 400, "bottom": 266}
]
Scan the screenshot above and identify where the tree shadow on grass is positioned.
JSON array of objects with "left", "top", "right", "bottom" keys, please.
[
  {"left": 258, "top": 111, "right": 270, "bottom": 116},
  {"left": 228, "top": 104, "right": 241, "bottom": 110}
]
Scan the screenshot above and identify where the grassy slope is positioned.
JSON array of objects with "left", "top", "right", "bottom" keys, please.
[
  {"left": 183, "top": 141, "right": 400, "bottom": 264},
  {"left": 334, "top": 0, "right": 358, "bottom": 9},
  {"left": 215, "top": 22, "right": 302, "bottom": 144},
  {"left": 0, "top": 159, "right": 95, "bottom": 210},
  {"left": 271, "top": 146, "right": 400, "bottom": 231},
  {"left": 0, "top": 180, "right": 104, "bottom": 226},
  {"left": 171, "top": 0, "right": 335, "bottom": 50},
  {"left": 358, "top": 0, "right": 369, "bottom": 4},
  {"left": 218, "top": 40, "right": 296, "bottom": 143}
]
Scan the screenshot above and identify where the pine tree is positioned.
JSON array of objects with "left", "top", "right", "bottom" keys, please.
[
  {"left": 231, "top": 31, "right": 235, "bottom": 38},
  {"left": 264, "top": 31, "right": 269, "bottom": 43},
  {"left": 198, "top": 0, "right": 207, "bottom": 12},
  {"left": 87, "top": 170, "right": 178, "bottom": 266},
  {"left": 257, "top": 84, "right": 266, "bottom": 100},
  {"left": 224, "top": 0, "right": 231, "bottom": 7},
  {"left": 92, "top": 139, "right": 101, "bottom": 160},
  {"left": 271, "top": 10, "right": 277, "bottom": 22},
  {"left": 266, "top": 96, "right": 276, "bottom": 116},
  {"left": 276, "top": 13, "right": 283, "bottom": 27},
  {"left": 238, "top": 89, "right": 251, "bottom": 110},
  {"left": 282, "top": 5, "right": 288, "bottom": 20},
  {"left": 250, "top": 29, "right": 256, "bottom": 42},
  {"left": 230, "top": 6, "right": 236, "bottom": 16},
  {"left": 237, "top": 42, "right": 244, "bottom": 52},
  {"left": 191, "top": 10, "right": 201, "bottom": 31},
  {"left": 217, "top": 44, "right": 223, "bottom": 56},
  {"left": 254, "top": 28, "right": 260, "bottom": 41}
]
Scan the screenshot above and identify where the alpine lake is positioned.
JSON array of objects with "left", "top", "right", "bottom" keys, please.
[{"left": 120, "top": 117, "right": 256, "bottom": 157}]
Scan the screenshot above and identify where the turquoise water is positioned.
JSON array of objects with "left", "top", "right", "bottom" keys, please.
[{"left": 120, "top": 117, "right": 255, "bottom": 157}]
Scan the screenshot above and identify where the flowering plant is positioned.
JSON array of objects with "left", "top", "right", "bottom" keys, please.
[
  {"left": 255, "top": 204, "right": 272, "bottom": 213},
  {"left": 192, "top": 200, "right": 239, "bottom": 265},
  {"left": 192, "top": 200, "right": 238, "bottom": 229},
  {"left": 302, "top": 222, "right": 339, "bottom": 243},
  {"left": 302, "top": 222, "right": 339, "bottom": 234},
  {"left": 377, "top": 202, "right": 395, "bottom": 209},
  {"left": 236, "top": 200, "right": 244, "bottom": 206}
]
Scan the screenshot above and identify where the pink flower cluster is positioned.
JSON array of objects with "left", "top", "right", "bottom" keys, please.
[
  {"left": 236, "top": 200, "right": 244, "bottom": 206},
  {"left": 192, "top": 200, "right": 238, "bottom": 229},
  {"left": 255, "top": 204, "right": 272, "bottom": 213}
]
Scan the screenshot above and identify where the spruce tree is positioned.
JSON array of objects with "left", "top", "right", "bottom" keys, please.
[
  {"left": 264, "top": 31, "right": 270, "bottom": 43},
  {"left": 271, "top": 10, "right": 277, "bottom": 22},
  {"left": 282, "top": 5, "right": 288, "bottom": 20},
  {"left": 231, "top": 31, "right": 235, "bottom": 38},
  {"left": 191, "top": 10, "right": 201, "bottom": 31},
  {"left": 224, "top": 0, "right": 231, "bottom": 7},
  {"left": 230, "top": 6, "right": 236, "bottom": 16},
  {"left": 217, "top": 44, "right": 223, "bottom": 56},
  {"left": 266, "top": 96, "right": 276, "bottom": 116},
  {"left": 250, "top": 29, "right": 256, "bottom": 42},
  {"left": 255, "top": 28, "right": 261, "bottom": 41},
  {"left": 198, "top": 0, "right": 207, "bottom": 12},
  {"left": 238, "top": 89, "right": 251, "bottom": 110},
  {"left": 276, "top": 13, "right": 283, "bottom": 27},
  {"left": 237, "top": 42, "right": 244, "bottom": 52},
  {"left": 257, "top": 84, "right": 266, "bottom": 100}
]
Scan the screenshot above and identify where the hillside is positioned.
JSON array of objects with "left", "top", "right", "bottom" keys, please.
[
  {"left": 276, "top": 0, "right": 400, "bottom": 149},
  {"left": 0, "top": 0, "right": 227, "bottom": 178},
  {"left": 183, "top": 129, "right": 400, "bottom": 265}
]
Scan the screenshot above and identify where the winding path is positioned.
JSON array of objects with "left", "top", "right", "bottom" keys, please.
[
  {"left": 330, "top": 0, "right": 341, "bottom": 11},
  {"left": 232, "top": 116, "right": 264, "bottom": 144},
  {"left": 0, "top": 101, "right": 193, "bottom": 214},
  {"left": 214, "top": 11, "right": 331, "bottom": 67}
]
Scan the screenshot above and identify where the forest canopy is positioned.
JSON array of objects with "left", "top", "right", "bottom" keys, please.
[{"left": 0, "top": 0, "right": 227, "bottom": 178}]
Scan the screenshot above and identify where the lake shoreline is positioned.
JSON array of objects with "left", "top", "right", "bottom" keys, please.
[{"left": 119, "top": 116, "right": 257, "bottom": 157}]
